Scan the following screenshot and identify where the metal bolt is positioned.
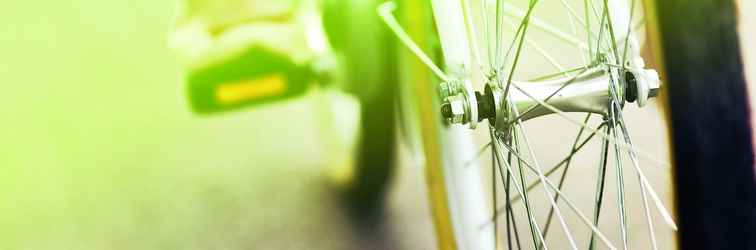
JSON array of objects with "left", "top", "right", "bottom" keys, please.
[{"left": 444, "top": 95, "right": 467, "bottom": 124}]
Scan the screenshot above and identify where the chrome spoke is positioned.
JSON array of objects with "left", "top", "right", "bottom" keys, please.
[
  {"left": 602, "top": 0, "right": 622, "bottom": 66},
  {"left": 615, "top": 111, "right": 678, "bottom": 230},
  {"left": 594, "top": 6, "right": 609, "bottom": 59},
  {"left": 502, "top": 3, "right": 591, "bottom": 53},
  {"left": 378, "top": 2, "right": 449, "bottom": 81},
  {"left": 541, "top": 114, "right": 593, "bottom": 239},
  {"left": 491, "top": 129, "right": 499, "bottom": 250},
  {"left": 589, "top": 125, "right": 611, "bottom": 250},
  {"left": 501, "top": 0, "right": 541, "bottom": 97},
  {"left": 496, "top": 139, "right": 617, "bottom": 250},
  {"left": 584, "top": 0, "right": 593, "bottom": 59},
  {"left": 490, "top": 127, "right": 548, "bottom": 249},
  {"left": 495, "top": 0, "right": 504, "bottom": 68},
  {"left": 610, "top": 107, "right": 630, "bottom": 250},
  {"left": 615, "top": 106, "right": 659, "bottom": 250},
  {"left": 511, "top": 111, "right": 578, "bottom": 250},
  {"left": 565, "top": 0, "right": 588, "bottom": 66},
  {"left": 462, "top": 0, "right": 483, "bottom": 70},
  {"left": 505, "top": 22, "right": 571, "bottom": 75},
  {"left": 511, "top": 129, "right": 548, "bottom": 249},
  {"left": 503, "top": 134, "right": 523, "bottom": 250},
  {"left": 621, "top": 0, "right": 638, "bottom": 67},
  {"left": 510, "top": 121, "right": 607, "bottom": 204},
  {"left": 506, "top": 200, "right": 524, "bottom": 250},
  {"left": 638, "top": 168, "right": 659, "bottom": 250},
  {"left": 529, "top": 65, "right": 593, "bottom": 82},
  {"left": 555, "top": 0, "right": 590, "bottom": 32}
]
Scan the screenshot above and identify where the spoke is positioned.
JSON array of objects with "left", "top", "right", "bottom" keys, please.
[
  {"left": 482, "top": 0, "right": 495, "bottom": 71},
  {"left": 506, "top": 200, "right": 524, "bottom": 250},
  {"left": 594, "top": 7, "right": 609, "bottom": 60},
  {"left": 501, "top": 0, "right": 541, "bottom": 98},
  {"left": 555, "top": 0, "right": 591, "bottom": 33},
  {"left": 588, "top": 0, "right": 605, "bottom": 23},
  {"left": 378, "top": 2, "right": 449, "bottom": 82},
  {"left": 565, "top": 0, "right": 588, "bottom": 66},
  {"left": 511, "top": 129, "right": 547, "bottom": 249},
  {"left": 505, "top": 22, "right": 570, "bottom": 75},
  {"left": 489, "top": 128, "right": 548, "bottom": 249},
  {"left": 584, "top": 0, "right": 593, "bottom": 59},
  {"left": 505, "top": 145, "right": 524, "bottom": 250},
  {"left": 510, "top": 115, "right": 578, "bottom": 250},
  {"left": 491, "top": 131, "right": 498, "bottom": 250},
  {"left": 499, "top": 16, "right": 525, "bottom": 81},
  {"left": 615, "top": 111, "right": 678, "bottom": 230},
  {"left": 601, "top": 0, "right": 622, "bottom": 66},
  {"left": 621, "top": 0, "right": 638, "bottom": 68},
  {"left": 612, "top": 98, "right": 659, "bottom": 250},
  {"left": 638, "top": 167, "right": 659, "bottom": 250},
  {"left": 462, "top": 0, "right": 483, "bottom": 70},
  {"left": 541, "top": 114, "right": 592, "bottom": 240},
  {"left": 502, "top": 3, "right": 591, "bottom": 53},
  {"left": 509, "top": 121, "right": 607, "bottom": 204},
  {"left": 610, "top": 107, "right": 629, "bottom": 250},
  {"left": 495, "top": 139, "right": 618, "bottom": 250},
  {"left": 589, "top": 125, "right": 611, "bottom": 250},
  {"left": 590, "top": 2, "right": 615, "bottom": 60},
  {"left": 495, "top": 0, "right": 504, "bottom": 68},
  {"left": 528, "top": 65, "right": 593, "bottom": 82}
]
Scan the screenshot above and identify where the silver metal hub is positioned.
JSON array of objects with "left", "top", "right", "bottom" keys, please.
[{"left": 440, "top": 66, "right": 661, "bottom": 131}]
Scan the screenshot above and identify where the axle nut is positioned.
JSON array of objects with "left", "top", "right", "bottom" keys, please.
[{"left": 446, "top": 95, "right": 467, "bottom": 124}]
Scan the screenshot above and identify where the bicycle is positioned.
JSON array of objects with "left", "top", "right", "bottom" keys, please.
[{"left": 172, "top": 0, "right": 756, "bottom": 249}]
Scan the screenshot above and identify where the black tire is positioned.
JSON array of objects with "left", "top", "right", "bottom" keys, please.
[
  {"left": 652, "top": 0, "right": 756, "bottom": 248},
  {"left": 323, "top": 0, "right": 398, "bottom": 211}
]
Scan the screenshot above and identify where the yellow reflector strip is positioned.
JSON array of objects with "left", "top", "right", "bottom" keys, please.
[{"left": 215, "top": 74, "right": 287, "bottom": 105}]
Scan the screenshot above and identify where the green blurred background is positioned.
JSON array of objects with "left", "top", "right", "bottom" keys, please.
[
  {"left": 2, "top": 1, "right": 755, "bottom": 249},
  {"left": 0, "top": 1, "right": 438, "bottom": 249}
]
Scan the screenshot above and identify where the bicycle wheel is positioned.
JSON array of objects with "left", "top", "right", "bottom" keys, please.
[{"left": 383, "top": 0, "right": 755, "bottom": 249}]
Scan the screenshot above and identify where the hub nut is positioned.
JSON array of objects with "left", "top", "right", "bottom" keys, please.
[{"left": 442, "top": 94, "right": 468, "bottom": 124}]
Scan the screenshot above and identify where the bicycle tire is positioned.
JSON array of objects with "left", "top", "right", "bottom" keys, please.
[{"left": 647, "top": 0, "right": 756, "bottom": 248}]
